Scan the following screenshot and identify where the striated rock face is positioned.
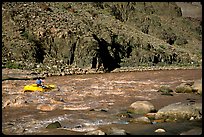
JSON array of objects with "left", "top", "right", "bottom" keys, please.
[{"left": 2, "top": 2, "right": 202, "bottom": 73}]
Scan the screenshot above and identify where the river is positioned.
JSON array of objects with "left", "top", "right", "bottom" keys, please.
[{"left": 2, "top": 68, "right": 202, "bottom": 135}]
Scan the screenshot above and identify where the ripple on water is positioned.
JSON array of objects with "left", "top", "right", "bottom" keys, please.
[
  {"left": 2, "top": 69, "right": 202, "bottom": 135},
  {"left": 62, "top": 119, "right": 112, "bottom": 132}
]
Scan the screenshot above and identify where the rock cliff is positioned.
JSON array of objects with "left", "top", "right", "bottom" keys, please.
[{"left": 2, "top": 2, "right": 202, "bottom": 73}]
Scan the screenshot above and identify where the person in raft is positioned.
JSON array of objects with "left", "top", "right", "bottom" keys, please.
[{"left": 36, "top": 78, "right": 46, "bottom": 88}]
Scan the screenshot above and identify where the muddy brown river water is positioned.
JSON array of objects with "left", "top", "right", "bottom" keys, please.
[{"left": 2, "top": 68, "right": 202, "bottom": 135}]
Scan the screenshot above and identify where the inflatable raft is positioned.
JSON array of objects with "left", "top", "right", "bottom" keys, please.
[{"left": 23, "top": 84, "right": 56, "bottom": 92}]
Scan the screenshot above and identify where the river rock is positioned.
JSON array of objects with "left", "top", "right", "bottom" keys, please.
[
  {"left": 2, "top": 100, "right": 11, "bottom": 109},
  {"left": 46, "top": 121, "right": 62, "bottom": 129},
  {"left": 157, "top": 85, "right": 174, "bottom": 96},
  {"left": 155, "top": 128, "right": 166, "bottom": 133},
  {"left": 155, "top": 102, "right": 202, "bottom": 121},
  {"left": 158, "top": 85, "right": 173, "bottom": 93},
  {"left": 145, "top": 112, "right": 157, "bottom": 120},
  {"left": 130, "top": 116, "right": 151, "bottom": 124},
  {"left": 89, "top": 108, "right": 108, "bottom": 112},
  {"left": 175, "top": 83, "right": 193, "bottom": 93},
  {"left": 107, "top": 127, "right": 128, "bottom": 135},
  {"left": 67, "top": 125, "right": 98, "bottom": 132},
  {"left": 37, "top": 104, "right": 57, "bottom": 111},
  {"left": 63, "top": 105, "right": 91, "bottom": 110},
  {"left": 2, "top": 95, "right": 28, "bottom": 108},
  {"left": 191, "top": 79, "right": 202, "bottom": 95},
  {"left": 85, "top": 129, "right": 106, "bottom": 135},
  {"left": 128, "top": 101, "right": 156, "bottom": 114}
]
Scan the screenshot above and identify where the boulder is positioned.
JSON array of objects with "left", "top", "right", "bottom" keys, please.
[
  {"left": 130, "top": 116, "right": 151, "bottom": 124},
  {"left": 46, "top": 121, "right": 62, "bottom": 129},
  {"left": 158, "top": 85, "right": 173, "bottom": 93},
  {"left": 155, "top": 102, "right": 202, "bottom": 121},
  {"left": 192, "top": 79, "right": 202, "bottom": 95},
  {"left": 155, "top": 128, "right": 166, "bottom": 133},
  {"left": 158, "top": 85, "right": 174, "bottom": 96},
  {"left": 128, "top": 101, "right": 156, "bottom": 114},
  {"left": 107, "top": 127, "right": 128, "bottom": 135},
  {"left": 85, "top": 130, "right": 106, "bottom": 135},
  {"left": 175, "top": 83, "right": 193, "bottom": 93}
]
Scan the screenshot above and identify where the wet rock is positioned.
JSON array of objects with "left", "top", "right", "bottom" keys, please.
[
  {"left": 2, "top": 95, "right": 28, "bottom": 108},
  {"left": 63, "top": 105, "right": 91, "bottom": 110},
  {"left": 112, "top": 121, "right": 129, "bottom": 125},
  {"left": 2, "top": 100, "right": 11, "bottom": 109},
  {"left": 145, "top": 112, "right": 157, "bottom": 120},
  {"left": 116, "top": 112, "right": 133, "bottom": 118},
  {"left": 161, "top": 92, "right": 173, "bottom": 96},
  {"left": 46, "top": 121, "right": 62, "bottom": 129},
  {"left": 36, "top": 104, "right": 57, "bottom": 111},
  {"left": 155, "top": 102, "right": 202, "bottom": 121},
  {"left": 184, "top": 81, "right": 195, "bottom": 86},
  {"left": 151, "top": 119, "right": 165, "bottom": 124},
  {"left": 191, "top": 79, "right": 202, "bottom": 95},
  {"left": 158, "top": 85, "right": 173, "bottom": 93},
  {"left": 189, "top": 116, "right": 195, "bottom": 121},
  {"left": 12, "top": 96, "right": 28, "bottom": 107},
  {"left": 128, "top": 101, "right": 156, "bottom": 114},
  {"left": 179, "top": 127, "right": 202, "bottom": 135},
  {"left": 175, "top": 80, "right": 202, "bottom": 94},
  {"left": 129, "top": 116, "right": 151, "bottom": 124},
  {"left": 107, "top": 127, "right": 128, "bottom": 135},
  {"left": 154, "top": 128, "right": 166, "bottom": 133},
  {"left": 85, "top": 129, "right": 106, "bottom": 135},
  {"left": 66, "top": 125, "right": 98, "bottom": 132},
  {"left": 158, "top": 85, "right": 173, "bottom": 96},
  {"left": 89, "top": 108, "right": 108, "bottom": 112},
  {"left": 175, "top": 83, "right": 193, "bottom": 93},
  {"left": 50, "top": 98, "right": 64, "bottom": 104}
]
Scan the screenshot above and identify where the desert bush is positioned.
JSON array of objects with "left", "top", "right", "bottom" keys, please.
[
  {"left": 5, "top": 61, "right": 24, "bottom": 69},
  {"left": 175, "top": 37, "right": 188, "bottom": 45}
]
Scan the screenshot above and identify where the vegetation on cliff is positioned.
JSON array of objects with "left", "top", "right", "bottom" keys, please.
[{"left": 2, "top": 2, "right": 202, "bottom": 73}]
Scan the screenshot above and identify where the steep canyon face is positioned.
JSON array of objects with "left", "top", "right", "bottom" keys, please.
[{"left": 2, "top": 2, "right": 202, "bottom": 73}]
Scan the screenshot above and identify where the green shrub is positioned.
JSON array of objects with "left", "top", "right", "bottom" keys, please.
[
  {"left": 5, "top": 61, "right": 23, "bottom": 69},
  {"left": 175, "top": 37, "right": 188, "bottom": 45},
  {"left": 21, "top": 30, "right": 37, "bottom": 43}
]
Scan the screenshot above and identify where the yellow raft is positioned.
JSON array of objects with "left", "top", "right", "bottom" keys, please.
[{"left": 23, "top": 84, "right": 56, "bottom": 92}]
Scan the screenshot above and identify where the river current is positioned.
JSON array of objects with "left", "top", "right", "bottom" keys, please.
[{"left": 2, "top": 69, "right": 202, "bottom": 135}]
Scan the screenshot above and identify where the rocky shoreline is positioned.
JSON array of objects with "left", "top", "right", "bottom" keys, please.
[{"left": 2, "top": 66, "right": 202, "bottom": 80}]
